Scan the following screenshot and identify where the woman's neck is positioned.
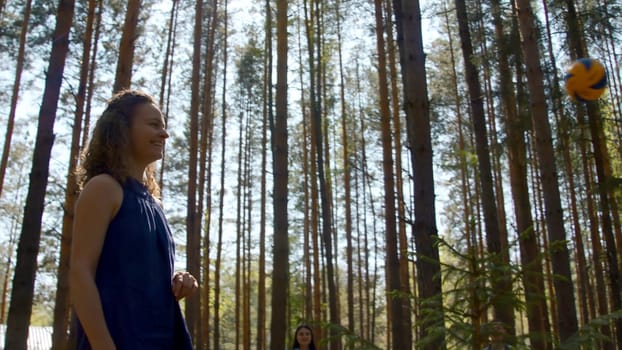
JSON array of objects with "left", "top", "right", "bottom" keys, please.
[
  {"left": 299, "top": 345, "right": 310, "bottom": 350},
  {"left": 127, "top": 163, "right": 146, "bottom": 182}
]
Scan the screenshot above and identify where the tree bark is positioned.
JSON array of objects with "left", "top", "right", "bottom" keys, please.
[
  {"left": 256, "top": 0, "right": 271, "bottom": 348},
  {"left": 384, "top": 0, "right": 412, "bottom": 345},
  {"left": 562, "top": 0, "right": 622, "bottom": 344},
  {"left": 52, "top": 0, "right": 96, "bottom": 348},
  {"left": 515, "top": 0, "right": 579, "bottom": 342},
  {"left": 113, "top": 0, "right": 141, "bottom": 93},
  {"left": 540, "top": 0, "right": 593, "bottom": 334},
  {"left": 303, "top": 0, "right": 340, "bottom": 347},
  {"left": 269, "top": 0, "right": 289, "bottom": 348},
  {"left": 453, "top": 0, "right": 515, "bottom": 333},
  {"left": 4, "top": 1, "right": 75, "bottom": 349},
  {"left": 157, "top": 0, "right": 179, "bottom": 192},
  {"left": 235, "top": 103, "right": 245, "bottom": 350},
  {"left": 392, "top": 0, "right": 445, "bottom": 348},
  {"left": 0, "top": 0, "right": 32, "bottom": 199},
  {"left": 490, "top": 0, "right": 550, "bottom": 347},
  {"left": 335, "top": 0, "right": 355, "bottom": 334},
  {"left": 186, "top": 0, "right": 203, "bottom": 343},
  {"left": 439, "top": 2, "right": 484, "bottom": 346},
  {"left": 373, "top": 0, "right": 407, "bottom": 347}
]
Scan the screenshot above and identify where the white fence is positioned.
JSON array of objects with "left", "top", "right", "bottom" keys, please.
[{"left": 0, "top": 324, "right": 53, "bottom": 350}]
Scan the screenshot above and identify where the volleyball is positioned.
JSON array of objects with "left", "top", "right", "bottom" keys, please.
[{"left": 564, "top": 58, "right": 607, "bottom": 101}]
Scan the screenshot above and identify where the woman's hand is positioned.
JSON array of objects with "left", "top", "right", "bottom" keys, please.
[{"left": 172, "top": 271, "right": 198, "bottom": 300}]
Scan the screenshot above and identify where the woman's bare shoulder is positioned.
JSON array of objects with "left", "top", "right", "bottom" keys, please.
[
  {"left": 77, "top": 174, "right": 123, "bottom": 213},
  {"left": 82, "top": 174, "right": 123, "bottom": 193}
]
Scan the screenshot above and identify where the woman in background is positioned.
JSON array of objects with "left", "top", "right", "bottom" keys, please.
[{"left": 292, "top": 324, "right": 317, "bottom": 350}]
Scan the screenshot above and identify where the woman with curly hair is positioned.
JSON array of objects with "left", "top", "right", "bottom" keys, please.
[{"left": 70, "top": 90, "right": 196, "bottom": 349}]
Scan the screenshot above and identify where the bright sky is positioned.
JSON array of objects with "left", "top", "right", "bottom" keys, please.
[
  {"left": 2, "top": 0, "right": 446, "bottom": 269},
  {"left": 0, "top": 0, "right": 452, "bottom": 325}
]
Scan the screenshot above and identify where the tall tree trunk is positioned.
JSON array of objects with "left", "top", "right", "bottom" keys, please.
[
  {"left": 392, "top": 0, "right": 445, "bottom": 348},
  {"left": 359, "top": 110, "right": 373, "bottom": 342},
  {"left": 201, "top": 106, "right": 214, "bottom": 350},
  {"left": 354, "top": 155, "right": 365, "bottom": 339},
  {"left": 158, "top": 0, "right": 178, "bottom": 109},
  {"left": 599, "top": 0, "right": 622, "bottom": 148},
  {"left": 454, "top": 0, "right": 515, "bottom": 333},
  {"left": 318, "top": 7, "right": 340, "bottom": 319},
  {"left": 197, "top": 2, "right": 218, "bottom": 348},
  {"left": 529, "top": 153, "right": 560, "bottom": 339},
  {"left": 514, "top": 0, "right": 579, "bottom": 342},
  {"left": 584, "top": 101, "right": 622, "bottom": 343},
  {"left": 373, "top": 0, "right": 406, "bottom": 348},
  {"left": 243, "top": 114, "right": 253, "bottom": 350},
  {"left": 4, "top": 1, "right": 75, "bottom": 349},
  {"left": 366, "top": 158, "right": 381, "bottom": 346},
  {"left": 206, "top": 158, "right": 216, "bottom": 347},
  {"left": 158, "top": 0, "right": 179, "bottom": 192},
  {"left": 186, "top": 0, "right": 203, "bottom": 343},
  {"left": 52, "top": 0, "right": 96, "bottom": 348},
  {"left": 306, "top": 50, "right": 324, "bottom": 339},
  {"left": 490, "top": 0, "right": 550, "bottom": 347},
  {"left": 0, "top": 0, "right": 31, "bottom": 323},
  {"left": 214, "top": 66, "right": 228, "bottom": 350},
  {"left": 440, "top": 1, "right": 481, "bottom": 346},
  {"left": 511, "top": 3, "right": 553, "bottom": 341},
  {"left": 562, "top": 0, "right": 622, "bottom": 344},
  {"left": 80, "top": 0, "right": 103, "bottom": 155},
  {"left": 384, "top": 0, "right": 412, "bottom": 345},
  {"left": 303, "top": 0, "right": 340, "bottom": 347},
  {"left": 270, "top": 0, "right": 289, "bottom": 348},
  {"left": 215, "top": 1, "right": 230, "bottom": 347},
  {"left": 214, "top": 109, "right": 226, "bottom": 350},
  {"left": 67, "top": 1, "right": 103, "bottom": 343},
  {"left": 295, "top": 0, "right": 314, "bottom": 326},
  {"left": 235, "top": 109, "right": 245, "bottom": 350},
  {"left": 257, "top": 0, "right": 271, "bottom": 347},
  {"left": 308, "top": 28, "right": 323, "bottom": 350},
  {"left": 581, "top": 140, "right": 611, "bottom": 348},
  {"left": 310, "top": 117, "right": 322, "bottom": 342},
  {"left": 557, "top": 49, "right": 612, "bottom": 345},
  {"left": 540, "top": 0, "right": 592, "bottom": 333},
  {"left": 0, "top": 0, "right": 32, "bottom": 199},
  {"left": 334, "top": 0, "right": 355, "bottom": 334},
  {"left": 0, "top": 185, "right": 22, "bottom": 325},
  {"left": 352, "top": 59, "right": 366, "bottom": 342},
  {"left": 112, "top": 0, "right": 141, "bottom": 92},
  {"left": 475, "top": 2, "right": 512, "bottom": 285}
]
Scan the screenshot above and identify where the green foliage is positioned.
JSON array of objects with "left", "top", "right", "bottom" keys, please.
[
  {"left": 422, "top": 237, "right": 531, "bottom": 349},
  {"left": 318, "top": 322, "right": 382, "bottom": 350},
  {"left": 572, "top": 1, "right": 622, "bottom": 49},
  {"left": 235, "top": 37, "right": 264, "bottom": 102},
  {"left": 560, "top": 310, "right": 622, "bottom": 349},
  {"left": 0, "top": 0, "right": 56, "bottom": 56},
  {"left": 416, "top": 291, "right": 448, "bottom": 349}
]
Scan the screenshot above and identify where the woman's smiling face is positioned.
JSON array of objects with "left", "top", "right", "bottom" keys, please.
[
  {"left": 128, "top": 103, "right": 168, "bottom": 167},
  {"left": 296, "top": 327, "right": 312, "bottom": 346}
]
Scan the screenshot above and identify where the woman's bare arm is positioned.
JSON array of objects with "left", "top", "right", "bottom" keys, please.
[{"left": 69, "top": 174, "right": 122, "bottom": 350}]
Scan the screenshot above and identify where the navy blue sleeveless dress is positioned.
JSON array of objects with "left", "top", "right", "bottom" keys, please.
[{"left": 76, "top": 177, "right": 193, "bottom": 350}]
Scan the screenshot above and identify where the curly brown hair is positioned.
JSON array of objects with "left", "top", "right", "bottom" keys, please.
[{"left": 76, "top": 89, "right": 161, "bottom": 198}]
